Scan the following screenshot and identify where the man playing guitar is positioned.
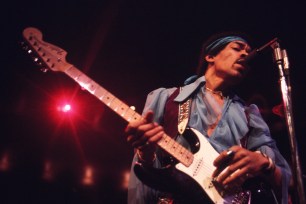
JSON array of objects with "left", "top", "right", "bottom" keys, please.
[{"left": 125, "top": 32, "right": 292, "bottom": 204}]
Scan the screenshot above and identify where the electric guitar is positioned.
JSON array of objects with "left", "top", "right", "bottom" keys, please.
[{"left": 21, "top": 27, "right": 275, "bottom": 204}]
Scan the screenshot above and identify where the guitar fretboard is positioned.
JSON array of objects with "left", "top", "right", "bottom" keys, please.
[
  {"left": 64, "top": 66, "right": 193, "bottom": 167},
  {"left": 65, "top": 66, "right": 141, "bottom": 122}
]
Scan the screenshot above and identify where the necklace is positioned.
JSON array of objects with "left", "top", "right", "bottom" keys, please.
[{"left": 205, "top": 87, "right": 224, "bottom": 99}]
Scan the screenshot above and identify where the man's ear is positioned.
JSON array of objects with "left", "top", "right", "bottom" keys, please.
[{"left": 205, "top": 55, "right": 214, "bottom": 63}]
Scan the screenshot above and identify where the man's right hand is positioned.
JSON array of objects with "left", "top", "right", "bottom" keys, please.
[{"left": 125, "top": 110, "right": 164, "bottom": 161}]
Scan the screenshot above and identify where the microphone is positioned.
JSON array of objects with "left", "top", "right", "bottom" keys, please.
[{"left": 245, "top": 38, "right": 279, "bottom": 63}]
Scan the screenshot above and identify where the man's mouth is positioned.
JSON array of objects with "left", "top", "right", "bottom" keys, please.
[
  {"left": 235, "top": 59, "right": 246, "bottom": 66},
  {"left": 236, "top": 58, "right": 251, "bottom": 69},
  {"left": 235, "top": 59, "right": 249, "bottom": 75}
]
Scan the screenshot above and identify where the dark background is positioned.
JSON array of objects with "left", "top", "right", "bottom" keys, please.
[{"left": 1, "top": 0, "right": 306, "bottom": 203}]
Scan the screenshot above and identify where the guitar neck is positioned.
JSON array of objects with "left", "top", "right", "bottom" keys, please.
[
  {"left": 21, "top": 27, "right": 193, "bottom": 166},
  {"left": 65, "top": 66, "right": 141, "bottom": 122},
  {"left": 64, "top": 66, "right": 193, "bottom": 167}
]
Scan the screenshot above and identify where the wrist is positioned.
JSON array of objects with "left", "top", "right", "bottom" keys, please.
[{"left": 256, "top": 151, "right": 276, "bottom": 175}]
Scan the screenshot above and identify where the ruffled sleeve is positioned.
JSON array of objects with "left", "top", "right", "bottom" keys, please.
[
  {"left": 127, "top": 87, "right": 177, "bottom": 204},
  {"left": 246, "top": 104, "right": 292, "bottom": 204}
]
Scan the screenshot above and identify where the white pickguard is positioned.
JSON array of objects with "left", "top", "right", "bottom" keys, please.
[{"left": 175, "top": 128, "right": 235, "bottom": 204}]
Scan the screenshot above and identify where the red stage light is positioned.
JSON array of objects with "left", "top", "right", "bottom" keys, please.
[
  {"left": 57, "top": 103, "right": 72, "bottom": 113},
  {"left": 62, "top": 104, "right": 71, "bottom": 112}
]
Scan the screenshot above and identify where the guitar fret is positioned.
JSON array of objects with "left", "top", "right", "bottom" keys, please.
[
  {"left": 66, "top": 66, "right": 97, "bottom": 93},
  {"left": 183, "top": 151, "right": 193, "bottom": 165},
  {"left": 113, "top": 101, "right": 122, "bottom": 112},
  {"left": 165, "top": 137, "right": 175, "bottom": 151},
  {"left": 177, "top": 146, "right": 188, "bottom": 159},
  {"left": 117, "top": 103, "right": 129, "bottom": 115},
  {"left": 78, "top": 76, "right": 92, "bottom": 90},
  {"left": 170, "top": 142, "right": 180, "bottom": 155},
  {"left": 158, "top": 134, "right": 170, "bottom": 148},
  {"left": 120, "top": 106, "right": 129, "bottom": 117},
  {"left": 159, "top": 135, "right": 175, "bottom": 153},
  {"left": 126, "top": 111, "right": 138, "bottom": 122},
  {"left": 165, "top": 138, "right": 175, "bottom": 151},
  {"left": 177, "top": 145, "right": 186, "bottom": 159},
  {"left": 106, "top": 95, "right": 116, "bottom": 106},
  {"left": 93, "top": 86, "right": 106, "bottom": 101},
  {"left": 66, "top": 66, "right": 79, "bottom": 79},
  {"left": 88, "top": 81, "right": 98, "bottom": 94},
  {"left": 95, "top": 88, "right": 107, "bottom": 101},
  {"left": 103, "top": 93, "right": 115, "bottom": 105},
  {"left": 109, "top": 99, "right": 123, "bottom": 111},
  {"left": 157, "top": 133, "right": 193, "bottom": 166},
  {"left": 122, "top": 108, "right": 132, "bottom": 120}
]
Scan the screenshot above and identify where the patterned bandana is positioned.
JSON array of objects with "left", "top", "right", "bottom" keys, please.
[{"left": 205, "top": 36, "right": 248, "bottom": 54}]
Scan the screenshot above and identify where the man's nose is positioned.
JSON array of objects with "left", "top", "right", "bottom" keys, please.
[{"left": 240, "top": 50, "right": 249, "bottom": 58}]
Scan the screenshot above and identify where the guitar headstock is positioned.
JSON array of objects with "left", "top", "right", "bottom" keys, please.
[{"left": 22, "top": 27, "right": 72, "bottom": 73}]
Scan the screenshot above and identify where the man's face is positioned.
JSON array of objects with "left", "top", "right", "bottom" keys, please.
[{"left": 207, "top": 41, "right": 251, "bottom": 82}]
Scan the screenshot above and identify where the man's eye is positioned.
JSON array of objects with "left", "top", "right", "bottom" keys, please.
[{"left": 232, "top": 47, "right": 241, "bottom": 51}]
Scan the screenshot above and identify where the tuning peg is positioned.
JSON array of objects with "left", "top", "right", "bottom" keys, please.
[
  {"left": 31, "top": 56, "right": 38, "bottom": 63},
  {"left": 31, "top": 56, "right": 41, "bottom": 66},
  {"left": 19, "top": 41, "right": 28, "bottom": 50},
  {"left": 33, "top": 57, "right": 39, "bottom": 62},
  {"left": 31, "top": 57, "right": 48, "bottom": 73},
  {"left": 40, "top": 67, "right": 49, "bottom": 73}
]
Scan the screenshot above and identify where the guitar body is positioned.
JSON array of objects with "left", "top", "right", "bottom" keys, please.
[
  {"left": 134, "top": 128, "right": 276, "bottom": 204},
  {"left": 134, "top": 162, "right": 212, "bottom": 203}
]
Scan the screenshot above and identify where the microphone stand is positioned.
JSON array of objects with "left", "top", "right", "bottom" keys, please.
[{"left": 271, "top": 41, "right": 305, "bottom": 204}]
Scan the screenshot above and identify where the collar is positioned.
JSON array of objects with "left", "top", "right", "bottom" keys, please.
[
  {"left": 174, "top": 76, "right": 205, "bottom": 102},
  {"left": 174, "top": 76, "right": 245, "bottom": 104}
]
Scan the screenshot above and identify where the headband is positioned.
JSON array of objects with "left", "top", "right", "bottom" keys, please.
[{"left": 205, "top": 36, "right": 248, "bottom": 54}]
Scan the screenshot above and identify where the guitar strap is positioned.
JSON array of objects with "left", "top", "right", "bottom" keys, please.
[
  {"left": 157, "top": 88, "right": 192, "bottom": 204},
  {"left": 162, "top": 87, "right": 192, "bottom": 138},
  {"left": 162, "top": 88, "right": 180, "bottom": 138},
  {"left": 178, "top": 87, "right": 192, "bottom": 135}
]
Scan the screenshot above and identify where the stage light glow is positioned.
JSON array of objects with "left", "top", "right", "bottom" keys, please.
[
  {"left": 0, "top": 152, "right": 10, "bottom": 171},
  {"left": 120, "top": 170, "right": 130, "bottom": 190},
  {"left": 42, "top": 160, "right": 54, "bottom": 181},
  {"left": 82, "top": 165, "right": 94, "bottom": 186},
  {"left": 62, "top": 104, "right": 71, "bottom": 112},
  {"left": 57, "top": 103, "right": 72, "bottom": 113}
]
